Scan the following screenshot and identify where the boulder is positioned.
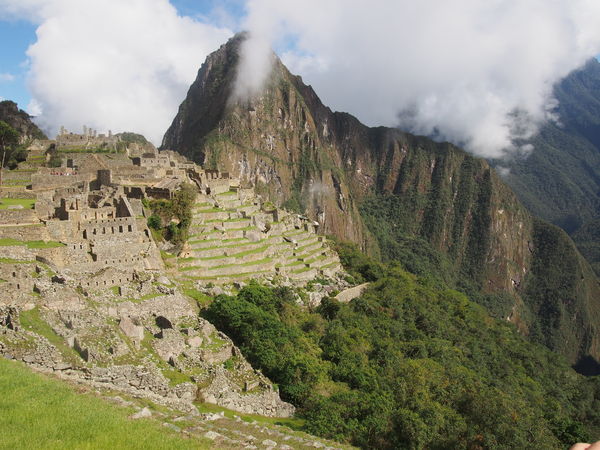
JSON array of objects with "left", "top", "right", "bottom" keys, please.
[
  {"left": 119, "top": 316, "right": 144, "bottom": 342},
  {"left": 187, "top": 336, "right": 203, "bottom": 348},
  {"left": 130, "top": 407, "right": 152, "bottom": 419}
]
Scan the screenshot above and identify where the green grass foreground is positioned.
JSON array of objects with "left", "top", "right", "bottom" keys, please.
[{"left": 0, "top": 358, "right": 208, "bottom": 449}]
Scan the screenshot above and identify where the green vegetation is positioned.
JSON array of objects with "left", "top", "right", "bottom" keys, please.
[
  {"left": 0, "top": 257, "right": 34, "bottom": 264},
  {"left": 116, "top": 132, "right": 149, "bottom": 146},
  {"left": 523, "top": 219, "right": 600, "bottom": 367},
  {"left": 19, "top": 308, "right": 81, "bottom": 364},
  {"left": 359, "top": 192, "right": 516, "bottom": 320},
  {"left": 204, "top": 250, "right": 600, "bottom": 449},
  {"left": 146, "top": 183, "right": 196, "bottom": 247},
  {"left": 0, "top": 238, "right": 64, "bottom": 248},
  {"left": 0, "top": 358, "right": 206, "bottom": 449},
  {"left": 0, "top": 120, "right": 22, "bottom": 169},
  {"left": 183, "top": 288, "right": 212, "bottom": 307},
  {"left": 572, "top": 218, "right": 600, "bottom": 275},
  {"left": 0, "top": 198, "right": 35, "bottom": 209},
  {"left": 47, "top": 153, "right": 63, "bottom": 168},
  {"left": 492, "top": 60, "right": 600, "bottom": 275}
]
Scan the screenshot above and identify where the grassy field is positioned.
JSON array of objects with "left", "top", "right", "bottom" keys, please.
[
  {"left": 0, "top": 198, "right": 35, "bottom": 209},
  {"left": 0, "top": 358, "right": 209, "bottom": 449},
  {"left": 0, "top": 238, "right": 64, "bottom": 248}
]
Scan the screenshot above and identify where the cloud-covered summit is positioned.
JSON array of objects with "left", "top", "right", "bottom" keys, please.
[{"left": 239, "top": 0, "right": 600, "bottom": 157}]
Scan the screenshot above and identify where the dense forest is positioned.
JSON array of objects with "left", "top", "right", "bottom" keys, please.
[{"left": 204, "top": 244, "right": 600, "bottom": 449}]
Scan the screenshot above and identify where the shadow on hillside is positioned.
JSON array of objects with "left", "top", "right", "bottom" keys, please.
[{"left": 573, "top": 355, "right": 600, "bottom": 376}]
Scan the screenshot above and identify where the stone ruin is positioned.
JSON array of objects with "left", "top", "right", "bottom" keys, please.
[
  {"left": 56, "top": 125, "right": 119, "bottom": 150},
  {"left": 0, "top": 146, "right": 349, "bottom": 418}
]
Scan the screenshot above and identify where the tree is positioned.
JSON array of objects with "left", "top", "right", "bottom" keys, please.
[{"left": 0, "top": 120, "right": 19, "bottom": 187}]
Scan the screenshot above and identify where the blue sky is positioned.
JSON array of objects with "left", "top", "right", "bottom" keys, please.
[{"left": 0, "top": 18, "right": 37, "bottom": 108}]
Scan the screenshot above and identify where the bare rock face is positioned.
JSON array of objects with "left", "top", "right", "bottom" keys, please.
[{"left": 119, "top": 316, "right": 144, "bottom": 343}]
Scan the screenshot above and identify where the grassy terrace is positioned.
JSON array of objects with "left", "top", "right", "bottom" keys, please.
[
  {"left": 215, "top": 190, "right": 238, "bottom": 196},
  {"left": 292, "top": 266, "right": 315, "bottom": 274},
  {"left": 203, "top": 217, "right": 248, "bottom": 224},
  {"left": 282, "top": 230, "right": 306, "bottom": 237},
  {"left": 0, "top": 258, "right": 35, "bottom": 264},
  {"left": 295, "top": 239, "right": 321, "bottom": 253},
  {"left": 226, "top": 226, "right": 255, "bottom": 232},
  {"left": 188, "top": 239, "right": 259, "bottom": 251},
  {"left": 181, "top": 245, "right": 270, "bottom": 262},
  {"left": 179, "top": 257, "right": 273, "bottom": 272},
  {"left": 187, "top": 237, "right": 246, "bottom": 245},
  {"left": 304, "top": 254, "right": 328, "bottom": 265},
  {"left": 0, "top": 238, "right": 64, "bottom": 249},
  {"left": 295, "top": 247, "right": 326, "bottom": 261},
  {"left": 284, "top": 260, "right": 305, "bottom": 267},
  {"left": 2, "top": 180, "right": 30, "bottom": 186},
  {"left": 57, "top": 148, "right": 118, "bottom": 154},
  {"left": 183, "top": 269, "right": 272, "bottom": 281},
  {"left": 0, "top": 359, "right": 206, "bottom": 449},
  {"left": 0, "top": 198, "right": 35, "bottom": 209},
  {"left": 193, "top": 207, "right": 225, "bottom": 213}
]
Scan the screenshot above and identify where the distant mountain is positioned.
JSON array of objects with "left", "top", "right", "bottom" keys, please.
[
  {"left": 497, "top": 59, "right": 600, "bottom": 272},
  {"left": 0, "top": 100, "right": 47, "bottom": 142},
  {"left": 163, "top": 34, "right": 600, "bottom": 371}
]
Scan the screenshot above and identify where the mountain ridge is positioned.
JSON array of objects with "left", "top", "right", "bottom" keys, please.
[
  {"left": 163, "top": 34, "right": 600, "bottom": 370},
  {"left": 496, "top": 59, "right": 600, "bottom": 276}
]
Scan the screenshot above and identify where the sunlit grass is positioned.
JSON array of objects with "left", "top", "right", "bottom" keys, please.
[{"left": 0, "top": 358, "right": 208, "bottom": 449}]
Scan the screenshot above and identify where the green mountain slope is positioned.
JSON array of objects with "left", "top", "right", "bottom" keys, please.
[
  {"left": 204, "top": 252, "right": 600, "bottom": 449},
  {"left": 0, "top": 100, "right": 47, "bottom": 142},
  {"left": 162, "top": 34, "right": 600, "bottom": 371},
  {"left": 497, "top": 60, "right": 600, "bottom": 271}
]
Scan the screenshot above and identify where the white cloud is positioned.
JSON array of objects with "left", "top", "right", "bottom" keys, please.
[
  {"left": 0, "top": 0, "right": 232, "bottom": 144},
  {"left": 0, "top": 72, "right": 15, "bottom": 82},
  {"left": 240, "top": 0, "right": 600, "bottom": 158},
  {"left": 3, "top": 0, "right": 600, "bottom": 156}
]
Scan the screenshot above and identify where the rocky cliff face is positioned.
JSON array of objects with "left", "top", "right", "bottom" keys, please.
[
  {"left": 0, "top": 100, "right": 47, "bottom": 143},
  {"left": 162, "top": 34, "right": 600, "bottom": 368}
]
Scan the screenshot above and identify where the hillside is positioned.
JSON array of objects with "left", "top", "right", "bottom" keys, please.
[
  {"left": 496, "top": 59, "right": 600, "bottom": 272},
  {"left": 163, "top": 34, "right": 600, "bottom": 370},
  {"left": 204, "top": 248, "right": 600, "bottom": 448},
  {"left": 0, "top": 100, "right": 47, "bottom": 143}
]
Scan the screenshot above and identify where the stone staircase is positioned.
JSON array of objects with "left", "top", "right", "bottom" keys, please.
[
  {"left": 176, "top": 189, "right": 343, "bottom": 285},
  {"left": 104, "top": 394, "right": 353, "bottom": 449}
]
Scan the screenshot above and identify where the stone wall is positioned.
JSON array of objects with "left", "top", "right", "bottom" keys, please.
[
  {"left": 31, "top": 173, "right": 94, "bottom": 191},
  {"left": 0, "top": 224, "right": 48, "bottom": 241},
  {"left": 335, "top": 283, "right": 370, "bottom": 303},
  {"left": 0, "top": 209, "right": 38, "bottom": 225}
]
